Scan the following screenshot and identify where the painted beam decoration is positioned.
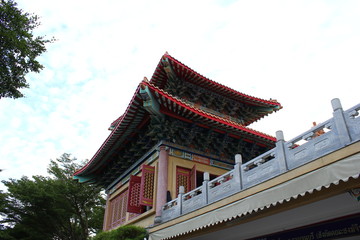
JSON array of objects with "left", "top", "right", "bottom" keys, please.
[{"left": 169, "top": 147, "right": 233, "bottom": 170}]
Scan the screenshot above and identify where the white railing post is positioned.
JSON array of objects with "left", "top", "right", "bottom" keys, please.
[
  {"left": 332, "top": 98, "right": 351, "bottom": 145},
  {"left": 234, "top": 154, "right": 243, "bottom": 190},
  {"left": 203, "top": 172, "right": 209, "bottom": 205},
  {"left": 178, "top": 186, "right": 184, "bottom": 215},
  {"left": 275, "top": 130, "right": 288, "bottom": 171}
]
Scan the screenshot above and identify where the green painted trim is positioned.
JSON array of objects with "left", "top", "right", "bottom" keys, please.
[{"left": 73, "top": 175, "right": 95, "bottom": 183}]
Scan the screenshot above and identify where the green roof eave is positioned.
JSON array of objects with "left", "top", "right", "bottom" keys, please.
[{"left": 73, "top": 175, "right": 97, "bottom": 184}]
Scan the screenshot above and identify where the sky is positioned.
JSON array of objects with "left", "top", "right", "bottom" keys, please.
[{"left": 1, "top": 0, "right": 360, "bottom": 190}]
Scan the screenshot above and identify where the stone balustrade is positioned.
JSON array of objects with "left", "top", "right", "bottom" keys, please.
[{"left": 160, "top": 98, "right": 360, "bottom": 223}]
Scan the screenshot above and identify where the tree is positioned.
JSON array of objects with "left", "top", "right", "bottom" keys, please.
[
  {"left": 93, "top": 225, "right": 148, "bottom": 240},
  {"left": 0, "top": 0, "right": 53, "bottom": 99},
  {"left": 0, "top": 153, "right": 105, "bottom": 240}
]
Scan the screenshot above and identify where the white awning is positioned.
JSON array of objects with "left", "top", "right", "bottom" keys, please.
[{"left": 149, "top": 152, "right": 360, "bottom": 240}]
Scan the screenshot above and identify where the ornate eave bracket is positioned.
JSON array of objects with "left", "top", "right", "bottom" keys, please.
[{"left": 140, "top": 82, "right": 164, "bottom": 120}]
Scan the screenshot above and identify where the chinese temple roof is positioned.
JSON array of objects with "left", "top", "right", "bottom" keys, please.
[
  {"left": 74, "top": 54, "right": 282, "bottom": 186},
  {"left": 150, "top": 53, "right": 281, "bottom": 126}
]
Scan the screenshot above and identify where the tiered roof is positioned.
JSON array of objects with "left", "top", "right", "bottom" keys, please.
[
  {"left": 74, "top": 53, "right": 282, "bottom": 186},
  {"left": 151, "top": 53, "right": 281, "bottom": 125}
]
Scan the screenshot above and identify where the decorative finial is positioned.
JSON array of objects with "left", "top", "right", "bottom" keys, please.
[
  {"left": 235, "top": 154, "right": 242, "bottom": 164},
  {"left": 203, "top": 172, "right": 210, "bottom": 181},
  {"left": 179, "top": 186, "right": 185, "bottom": 194},
  {"left": 331, "top": 98, "right": 342, "bottom": 111},
  {"left": 276, "top": 130, "right": 284, "bottom": 141}
]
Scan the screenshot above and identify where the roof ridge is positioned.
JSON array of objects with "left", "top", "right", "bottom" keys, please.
[{"left": 160, "top": 53, "right": 281, "bottom": 107}]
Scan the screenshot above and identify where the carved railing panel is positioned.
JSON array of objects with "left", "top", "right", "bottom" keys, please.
[
  {"left": 241, "top": 148, "right": 286, "bottom": 189},
  {"left": 285, "top": 119, "right": 342, "bottom": 169},
  {"left": 161, "top": 198, "right": 180, "bottom": 222},
  {"left": 345, "top": 103, "right": 360, "bottom": 143},
  {"left": 181, "top": 186, "right": 206, "bottom": 215},
  {"left": 208, "top": 169, "right": 241, "bottom": 204}
]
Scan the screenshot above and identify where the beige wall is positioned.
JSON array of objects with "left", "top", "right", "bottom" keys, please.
[
  {"left": 105, "top": 147, "right": 231, "bottom": 230},
  {"left": 168, "top": 155, "right": 228, "bottom": 199}
]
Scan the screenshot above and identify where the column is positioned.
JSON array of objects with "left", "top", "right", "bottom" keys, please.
[
  {"left": 102, "top": 194, "right": 110, "bottom": 231},
  {"left": 155, "top": 145, "right": 169, "bottom": 223}
]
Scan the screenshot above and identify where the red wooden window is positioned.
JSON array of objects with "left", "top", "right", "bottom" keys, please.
[
  {"left": 176, "top": 167, "right": 190, "bottom": 195},
  {"left": 108, "top": 189, "right": 128, "bottom": 229},
  {"left": 140, "top": 165, "right": 155, "bottom": 206},
  {"left": 176, "top": 165, "right": 196, "bottom": 195},
  {"left": 127, "top": 164, "right": 155, "bottom": 213},
  {"left": 127, "top": 175, "right": 143, "bottom": 214}
]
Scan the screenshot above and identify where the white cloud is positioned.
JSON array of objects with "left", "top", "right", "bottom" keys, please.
[{"left": 1, "top": 0, "right": 360, "bottom": 190}]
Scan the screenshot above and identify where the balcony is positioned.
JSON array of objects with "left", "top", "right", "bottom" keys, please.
[{"left": 159, "top": 98, "right": 360, "bottom": 223}]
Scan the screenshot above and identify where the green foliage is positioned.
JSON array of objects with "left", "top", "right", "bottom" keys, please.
[
  {"left": 0, "top": 153, "right": 105, "bottom": 240},
  {"left": 93, "top": 225, "right": 148, "bottom": 240},
  {"left": 0, "top": 0, "right": 54, "bottom": 99}
]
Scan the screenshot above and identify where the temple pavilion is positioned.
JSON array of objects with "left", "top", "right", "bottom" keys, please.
[
  {"left": 74, "top": 53, "right": 360, "bottom": 240},
  {"left": 74, "top": 53, "right": 282, "bottom": 230}
]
